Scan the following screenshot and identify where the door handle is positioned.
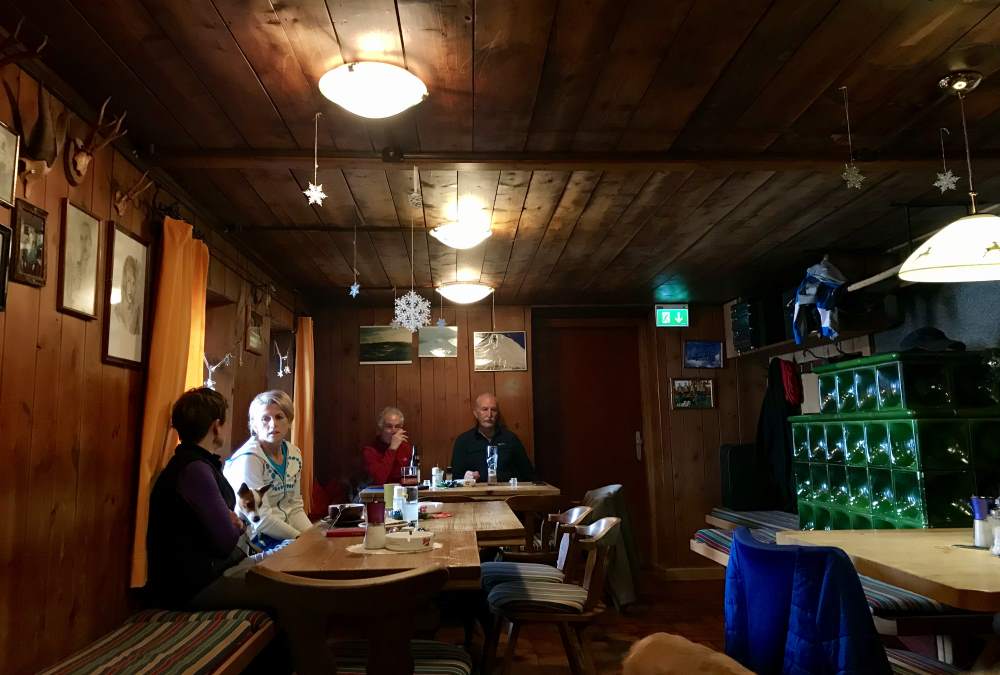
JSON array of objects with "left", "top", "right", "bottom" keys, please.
[{"left": 635, "top": 431, "right": 643, "bottom": 461}]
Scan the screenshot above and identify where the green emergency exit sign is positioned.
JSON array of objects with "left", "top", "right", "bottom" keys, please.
[{"left": 655, "top": 304, "right": 689, "bottom": 328}]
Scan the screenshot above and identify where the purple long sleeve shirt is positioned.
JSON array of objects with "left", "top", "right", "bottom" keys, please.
[{"left": 177, "top": 460, "right": 241, "bottom": 556}]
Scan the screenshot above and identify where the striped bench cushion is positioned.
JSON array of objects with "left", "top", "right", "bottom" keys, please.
[
  {"left": 710, "top": 507, "right": 800, "bottom": 532},
  {"left": 481, "top": 561, "right": 565, "bottom": 592},
  {"left": 886, "top": 648, "right": 961, "bottom": 675},
  {"left": 332, "top": 639, "right": 472, "bottom": 674},
  {"left": 694, "top": 528, "right": 946, "bottom": 617},
  {"left": 39, "top": 610, "right": 273, "bottom": 675},
  {"left": 488, "top": 580, "right": 589, "bottom": 614}
]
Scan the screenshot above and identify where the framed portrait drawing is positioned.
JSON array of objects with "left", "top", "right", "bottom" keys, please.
[
  {"left": 0, "top": 223, "right": 11, "bottom": 311},
  {"left": 473, "top": 331, "right": 527, "bottom": 372},
  {"left": 683, "top": 340, "right": 724, "bottom": 369},
  {"left": 0, "top": 119, "right": 19, "bottom": 208},
  {"left": 670, "top": 378, "right": 715, "bottom": 410},
  {"left": 103, "top": 223, "right": 150, "bottom": 367},
  {"left": 58, "top": 200, "right": 100, "bottom": 319},
  {"left": 11, "top": 198, "right": 47, "bottom": 286},
  {"left": 245, "top": 308, "right": 267, "bottom": 355}
]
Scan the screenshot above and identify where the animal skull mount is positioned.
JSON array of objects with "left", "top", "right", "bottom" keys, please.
[
  {"left": 65, "top": 97, "right": 127, "bottom": 186},
  {"left": 114, "top": 170, "right": 154, "bottom": 218}
]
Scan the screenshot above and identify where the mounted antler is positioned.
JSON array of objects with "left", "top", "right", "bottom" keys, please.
[
  {"left": 0, "top": 18, "right": 48, "bottom": 69},
  {"left": 114, "top": 170, "right": 154, "bottom": 218},
  {"left": 3, "top": 80, "right": 69, "bottom": 184},
  {"left": 65, "top": 96, "right": 127, "bottom": 186}
]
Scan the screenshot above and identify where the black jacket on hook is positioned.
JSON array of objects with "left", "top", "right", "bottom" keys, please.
[{"left": 756, "top": 358, "right": 802, "bottom": 512}]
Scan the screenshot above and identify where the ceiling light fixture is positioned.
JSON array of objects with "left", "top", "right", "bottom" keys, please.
[
  {"left": 436, "top": 282, "right": 494, "bottom": 304},
  {"left": 429, "top": 221, "right": 492, "bottom": 249},
  {"left": 318, "top": 62, "right": 428, "bottom": 119},
  {"left": 899, "top": 71, "right": 1000, "bottom": 282}
]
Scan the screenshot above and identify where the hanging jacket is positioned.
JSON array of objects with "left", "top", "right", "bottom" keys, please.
[
  {"left": 756, "top": 358, "right": 801, "bottom": 511},
  {"left": 792, "top": 258, "right": 846, "bottom": 344},
  {"left": 726, "top": 528, "right": 890, "bottom": 675}
]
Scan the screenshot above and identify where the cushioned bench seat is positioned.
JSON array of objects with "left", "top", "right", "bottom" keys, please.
[
  {"left": 886, "top": 648, "right": 961, "bottom": 674},
  {"left": 38, "top": 609, "right": 275, "bottom": 675},
  {"left": 708, "top": 507, "right": 801, "bottom": 533}
]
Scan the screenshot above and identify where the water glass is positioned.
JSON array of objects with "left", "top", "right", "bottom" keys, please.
[
  {"left": 402, "top": 485, "right": 420, "bottom": 523},
  {"left": 401, "top": 465, "right": 419, "bottom": 486},
  {"left": 486, "top": 445, "right": 499, "bottom": 485}
]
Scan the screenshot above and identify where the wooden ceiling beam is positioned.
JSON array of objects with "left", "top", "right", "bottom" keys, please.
[{"left": 153, "top": 149, "right": 1000, "bottom": 173}]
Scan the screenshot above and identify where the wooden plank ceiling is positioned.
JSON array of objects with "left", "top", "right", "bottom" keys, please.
[{"left": 11, "top": 0, "right": 1000, "bottom": 304}]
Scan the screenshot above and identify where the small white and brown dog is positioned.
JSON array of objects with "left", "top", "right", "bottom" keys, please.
[
  {"left": 235, "top": 482, "right": 271, "bottom": 554},
  {"left": 622, "top": 633, "right": 752, "bottom": 675}
]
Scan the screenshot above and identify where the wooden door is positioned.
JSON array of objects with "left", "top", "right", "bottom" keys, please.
[{"left": 533, "top": 318, "right": 651, "bottom": 557}]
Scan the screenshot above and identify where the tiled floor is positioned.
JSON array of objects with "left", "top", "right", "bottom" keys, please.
[{"left": 441, "top": 578, "right": 726, "bottom": 674}]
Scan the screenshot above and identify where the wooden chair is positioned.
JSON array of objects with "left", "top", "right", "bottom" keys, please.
[
  {"left": 483, "top": 516, "right": 621, "bottom": 675},
  {"left": 246, "top": 563, "right": 472, "bottom": 675},
  {"left": 503, "top": 495, "right": 571, "bottom": 558}
]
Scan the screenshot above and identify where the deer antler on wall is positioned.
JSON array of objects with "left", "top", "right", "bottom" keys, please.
[
  {"left": 65, "top": 96, "right": 127, "bottom": 186},
  {"left": 114, "top": 170, "right": 154, "bottom": 218},
  {"left": 0, "top": 17, "right": 48, "bottom": 68}
]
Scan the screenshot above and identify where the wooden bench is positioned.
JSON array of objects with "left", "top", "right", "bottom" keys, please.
[{"left": 37, "top": 609, "right": 275, "bottom": 675}]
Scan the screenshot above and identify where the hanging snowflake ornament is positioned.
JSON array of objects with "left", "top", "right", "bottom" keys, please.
[
  {"left": 304, "top": 182, "right": 326, "bottom": 205},
  {"left": 436, "top": 317, "right": 447, "bottom": 327},
  {"left": 349, "top": 281, "right": 360, "bottom": 298},
  {"left": 394, "top": 289, "right": 431, "bottom": 333},
  {"left": 304, "top": 112, "right": 326, "bottom": 205},
  {"left": 934, "top": 169, "right": 959, "bottom": 194},
  {"left": 842, "top": 163, "right": 865, "bottom": 189}
]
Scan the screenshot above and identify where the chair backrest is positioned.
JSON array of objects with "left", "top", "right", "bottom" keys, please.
[
  {"left": 725, "top": 528, "right": 890, "bottom": 675},
  {"left": 505, "top": 495, "right": 575, "bottom": 551},
  {"left": 551, "top": 505, "right": 592, "bottom": 574},
  {"left": 247, "top": 564, "right": 448, "bottom": 675},
  {"left": 572, "top": 516, "right": 620, "bottom": 611}
]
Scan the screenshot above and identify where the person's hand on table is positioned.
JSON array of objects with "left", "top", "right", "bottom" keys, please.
[
  {"left": 463, "top": 470, "right": 480, "bottom": 482},
  {"left": 389, "top": 427, "right": 408, "bottom": 451}
]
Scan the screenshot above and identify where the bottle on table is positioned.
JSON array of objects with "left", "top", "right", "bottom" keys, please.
[
  {"left": 486, "top": 444, "right": 498, "bottom": 485},
  {"left": 401, "top": 446, "right": 420, "bottom": 487}
]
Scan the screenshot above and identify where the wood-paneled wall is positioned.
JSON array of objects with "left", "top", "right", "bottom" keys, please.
[
  {"left": 313, "top": 304, "right": 533, "bottom": 488},
  {"left": 0, "top": 64, "right": 293, "bottom": 675}
]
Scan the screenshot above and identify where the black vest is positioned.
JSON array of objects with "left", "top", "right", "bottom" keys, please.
[{"left": 146, "top": 442, "right": 241, "bottom": 607}]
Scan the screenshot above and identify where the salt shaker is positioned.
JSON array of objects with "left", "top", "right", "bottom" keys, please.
[{"left": 364, "top": 500, "right": 386, "bottom": 550}]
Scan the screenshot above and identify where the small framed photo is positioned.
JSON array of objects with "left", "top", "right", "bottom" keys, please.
[
  {"left": 684, "top": 340, "right": 724, "bottom": 369},
  {"left": 103, "top": 223, "right": 150, "bottom": 368},
  {"left": 59, "top": 200, "right": 101, "bottom": 319},
  {"left": 671, "top": 378, "right": 715, "bottom": 409},
  {"left": 245, "top": 308, "right": 266, "bottom": 355},
  {"left": 11, "top": 198, "right": 47, "bottom": 286},
  {"left": 0, "top": 223, "right": 11, "bottom": 310},
  {"left": 359, "top": 325, "right": 412, "bottom": 365},
  {"left": 0, "top": 119, "right": 19, "bottom": 208},
  {"left": 419, "top": 325, "right": 458, "bottom": 358},
  {"left": 473, "top": 331, "right": 527, "bottom": 372}
]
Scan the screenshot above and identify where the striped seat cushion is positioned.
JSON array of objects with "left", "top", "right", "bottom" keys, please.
[
  {"left": 488, "top": 580, "right": 589, "bottom": 614},
  {"left": 332, "top": 639, "right": 472, "bottom": 674},
  {"left": 694, "top": 528, "right": 947, "bottom": 617},
  {"left": 886, "top": 648, "right": 961, "bottom": 675},
  {"left": 710, "top": 507, "right": 800, "bottom": 532},
  {"left": 39, "top": 610, "right": 273, "bottom": 675},
  {"left": 481, "top": 561, "right": 565, "bottom": 592}
]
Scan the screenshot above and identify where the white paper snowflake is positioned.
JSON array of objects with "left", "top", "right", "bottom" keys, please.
[
  {"left": 933, "top": 169, "right": 960, "bottom": 194},
  {"left": 394, "top": 290, "right": 431, "bottom": 333},
  {"left": 349, "top": 281, "right": 361, "bottom": 298},
  {"left": 303, "top": 182, "right": 327, "bottom": 205},
  {"left": 841, "top": 163, "right": 865, "bottom": 189}
]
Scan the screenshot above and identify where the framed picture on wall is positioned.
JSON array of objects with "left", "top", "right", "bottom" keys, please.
[
  {"left": 0, "top": 119, "right": 19, "bottom": 208},
  {"left": 473, "top": 331, "right": 527, "bottom": 372},
  {"left": 245, "top": 308, "right": 266, "bottom": 355},
  {"left": 103, "top": 223, "right": 150, "bottom": 368},
  {"left": 683, "top": 340, "right": 724, "bottom": 368},
  {"left": 670, "top": 378, "right": 715, "bottom": 409},
  {"left": 0, "top": 223, "right": 11, "bottom": 310},
  {"left": 419, "top": 325, "right": 458, "bottom": 358},
  {"left": 11, "top": 198, "right": 47, "bottom": 286},
  {"left": 359, "top": 325, "right": 412, "bottom": 364},
  {"left": 58, "top": 200, "right": 101, "bottom": 319}
]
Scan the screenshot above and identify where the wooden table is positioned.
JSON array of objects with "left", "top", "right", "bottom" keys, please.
[
  {"left": 421, "top": 500, "right": 525, "bottom": 547},
  {"left": 361, "top": 482, "right": 560, "bottom": 502},
  {"left": 776, "top": 528, "right": 1000, "bottom": 612},
  {"left": 259, "top": 527, "right": 482, "bottom": 589}
]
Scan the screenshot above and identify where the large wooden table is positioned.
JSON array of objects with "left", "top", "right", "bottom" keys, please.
[
  {"left": 259, "top": 501, "right": 525, "bottom": 588},
  {"left": 776, "top": 528, "right": 1000, "bottom": 612},
  {"left": 361, "top": 481, "right": 560, "bottom": 502}
]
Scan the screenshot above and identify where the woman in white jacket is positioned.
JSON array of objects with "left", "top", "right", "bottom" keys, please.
[{"left": 224, "top": 390, "right": 312, "bottom": 544}]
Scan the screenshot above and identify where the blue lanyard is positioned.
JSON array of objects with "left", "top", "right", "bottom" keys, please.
[{"left": 263, "top": 441, "right": 288, "bottom": 482}]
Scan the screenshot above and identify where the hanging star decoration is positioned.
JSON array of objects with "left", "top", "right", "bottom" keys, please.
[
  {"left": 304, "top": 182, "right": 327, "bottom": 205},
  {"left": 349, "top": 281, "right": 361, "bottom": 298},
  {"left": 436, "top": 317, "right": 447, "bottom": 327},
  {"left": 934, "top": 169, "right": 959, "bottom": 194},
  {"left": 842, "top": 163, "right": 865, "bottom": 190},
  {"left": 838, "top": 86, "right": 865, "bottom": 189},
  {"left": 394, "top": 289, "right": 431, "bottom": 333}
]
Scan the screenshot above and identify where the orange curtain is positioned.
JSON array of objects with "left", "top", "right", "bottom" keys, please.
[
  {"left": 292, "top": 316, "right": 315, "bottom": 515},
  {"left": 129, "top": 218, "right": 209, "bottom": 588}
]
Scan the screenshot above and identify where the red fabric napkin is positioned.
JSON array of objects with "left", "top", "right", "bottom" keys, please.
[
  {"left": 325, "top": 527, "right": 365, "bottom": 537},
  {"left": 423, "top": 512, "right": 453, "bottom": 520}
]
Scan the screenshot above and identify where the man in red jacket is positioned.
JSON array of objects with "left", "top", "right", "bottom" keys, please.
[{"left": 362, "top": 406, "right": 414, "bottom": 485}]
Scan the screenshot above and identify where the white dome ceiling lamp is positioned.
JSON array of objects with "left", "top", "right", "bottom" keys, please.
[
  {"left": 899, "top": 71, "right": 1000, "bottom": 283},
  {"left": 318, "top": 62, "right": 428, "bottom": 119},
  {"left": 429, "top": 221, "right": 493, "bottom": 249},
  {"left": 436, "top": 282, "right": 494, "bottom": 304}
]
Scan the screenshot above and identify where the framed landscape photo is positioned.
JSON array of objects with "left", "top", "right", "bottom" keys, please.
[
  {"left": 683, "top": 340, "right": 724, "bottom": 369},
  {"left": 0, "top": 119, "right": 19, "bottom": 208},
  {"left": 245, "top": 308, "right": 266, "bottom": 355},
  {"left": 670, "top": 378, "right": 715, "bottom": 409},
  {"left": 419, "top": 325, "right": 458, "bottom": 358},
  {"left": 11, "top": 198, "right": 47, "bottom": 286},
  {"left": 0, "top": 223, "right": 11, "bottom": 311},
  {"left": 58, "top": 200, "right": 100, "bottom": 319},
  {"left": 103, "top": 223, "right": 149, "bottom": 368},
  {"left": 359, "top": 325, "right": 412, "bottom": 364},
  {"left": 473, "top": 330, "right": 527, "bottom": 372}
]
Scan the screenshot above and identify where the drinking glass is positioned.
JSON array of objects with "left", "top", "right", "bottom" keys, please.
[
  {"left": 486, "top": 445, "right": 499, "bottom": 485},
  {"left": 402, "top": 485, "right": 420, "bottom": 523},
  {"left": 401, "top": 465, "right": 419, "bottom": 486}
]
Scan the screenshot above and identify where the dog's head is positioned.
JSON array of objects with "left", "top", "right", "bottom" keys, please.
[{"left": 236, "top": 482, "right": 272, "bottom": 523}]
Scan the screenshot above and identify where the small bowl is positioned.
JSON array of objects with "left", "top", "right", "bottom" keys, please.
[{"left": 328, "top": 503, "right": 365, "bottom": 526}]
